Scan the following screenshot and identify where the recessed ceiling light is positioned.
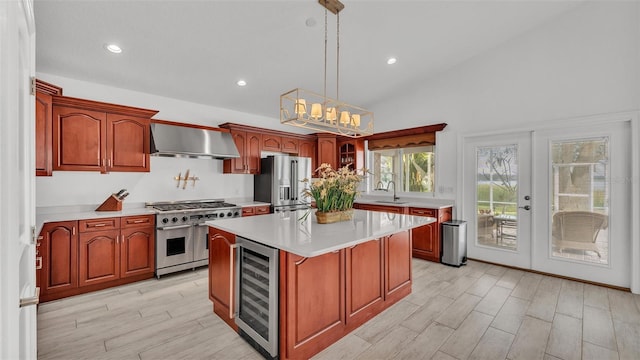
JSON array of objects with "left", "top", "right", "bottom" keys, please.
[
  {"left": 104, "top": 44, "right": 122, "bottom": 54},
  {"left": 387, "top": 57, "right": 397, "bottom": 65},
  {"left": 236, "top": 80, "right": 247, "bottom": 87}
]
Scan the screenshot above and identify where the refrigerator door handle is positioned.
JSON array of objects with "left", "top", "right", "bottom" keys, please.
[{"left": 291, "top": 160, "right": 298, "bottom": 200}]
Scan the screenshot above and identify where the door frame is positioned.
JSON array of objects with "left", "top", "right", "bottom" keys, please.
[
  {"left": 0, "top": 0, "right": 37, "bottom": 358},
  {"left": 456, "top": 111, "right": 640, "bottom": 293}
]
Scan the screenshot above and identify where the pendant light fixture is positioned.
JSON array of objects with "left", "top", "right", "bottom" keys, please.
[{"left": 280, "top": 0, "right": 373, "bottom": 138}]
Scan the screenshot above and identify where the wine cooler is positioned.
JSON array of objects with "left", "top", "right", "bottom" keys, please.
[{"left": 235, "top": 237, "right": 279, "bottom": 359}]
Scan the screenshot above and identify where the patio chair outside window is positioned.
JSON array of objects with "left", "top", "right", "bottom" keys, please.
[{"left": 552, "top": 211, "right": 608, "bottom": 258}]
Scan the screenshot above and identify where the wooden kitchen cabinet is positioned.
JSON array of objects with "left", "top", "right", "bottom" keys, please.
[
  {"left": 280, "top": 250, "right": 346, "bottom": 360},
  {"left": 35, "top": 80, "right": 62, "bottom": 176},
  {"left": 353, "top": 203, "right": 408, "bottom": 214},
  {"left": 40, "top": 221, "right": 78, "bottom": 297},
  {"left": 262, "top": 134, "right": 282, "bottom": 152},
  {"left": 223, "top": 130, "right": 262, "bottom": 174},
  {"left": 39, "top": 215, "right": 155, "bottom": 302},
  {"left": 409, "top": 206, "right": 452, "bottom": 262},
  {"left": 316, "top": 133, "right": 337, "bottom": 173},
  {"left": 345, "top": 239, "right": 384, "bottom": 325},
  {"left": 208, "top": 226, "right": 238, "bottom": 331},
  {"left": 52, "top": 96, "right": 157, "bottom": 174},
  {"left": 298, "top": 139, "right": 317, "bottom": 171},
  {"left": 281, "top": 136, "right": 299, "bottom": 154},
  {"left": 337, "top": 138, "right": 364, "bottom": 171},
  {"left": 120, "top": 215, "right": 155, "bottom": 278},
  {"left": 384, "top": 230, "right": 412, "bottom": 301},
  {"left": 241, "top": 205, "right": 271, "bottom": 217}
]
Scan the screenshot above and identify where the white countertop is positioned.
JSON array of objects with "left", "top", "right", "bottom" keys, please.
[{"left": 206, "top": 209, "right": 436, "bottom": 257}]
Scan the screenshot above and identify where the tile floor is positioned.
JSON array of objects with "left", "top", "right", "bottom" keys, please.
[{"left": 37, "top": 259, "right": 640, "bottom": 360}]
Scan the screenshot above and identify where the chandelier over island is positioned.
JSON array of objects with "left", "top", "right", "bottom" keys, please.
[{"left": 280, "top": 0, "right": 374, "bottom": 138}]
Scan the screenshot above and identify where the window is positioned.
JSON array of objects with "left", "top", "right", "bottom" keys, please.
[{"left": 369, "top": 145, "right": 435, "bottom": 193}]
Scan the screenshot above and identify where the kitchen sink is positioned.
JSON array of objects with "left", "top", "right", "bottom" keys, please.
[{"left": 374, "top": 200, "right": 408, "bottom": 205}]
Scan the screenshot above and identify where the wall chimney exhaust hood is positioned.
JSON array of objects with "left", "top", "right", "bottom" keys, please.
[{"left": 150, "top": 122, "right": 240, "bottom": 159}]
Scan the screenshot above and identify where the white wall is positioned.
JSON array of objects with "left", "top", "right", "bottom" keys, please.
[
  {"left": 34, "top": 73, "right": 298, "bottom": 207},
  {"left": 373, "top": 1, "right": 639, "bottom": 200}
]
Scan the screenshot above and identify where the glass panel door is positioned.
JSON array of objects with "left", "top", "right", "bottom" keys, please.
[
  {"left": 463, "top": 132, "right": 532, "bottom": 268},
  {"left": 532, "top": 121, "right": 631, "bottom": 287}
]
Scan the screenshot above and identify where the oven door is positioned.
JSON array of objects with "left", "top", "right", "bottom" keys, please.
[
  {"left": 193, "top": 223, "right": 209, "bottom": 263},
  {"left": 156, "top": 224, "right": 193, "bottom": 270}
]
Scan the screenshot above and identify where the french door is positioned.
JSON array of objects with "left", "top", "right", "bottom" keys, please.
[
  {"left": 463, "top": 120, "right": 631, "bottom": 287},
  {"left": 532, "top": 121, "right": 631, "bottom": 287},
  {"left": 463, "top": 132, "right": 532, "bottom": 269}
]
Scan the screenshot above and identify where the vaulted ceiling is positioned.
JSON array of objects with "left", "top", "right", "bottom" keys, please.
[{"left": 34, "top": 0, "right": 582, "bottom": 120}]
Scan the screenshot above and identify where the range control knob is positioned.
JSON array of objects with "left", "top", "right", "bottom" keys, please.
[
  {"left": 219, "top": 213, "right": 225, "bottom": 218},
  {"left": 182, "top": 216, "right": 189, "bottom": 222},
  {"left": 171, "top": 217, "right": 178, "bottom": 223},
  {"left": 227, "top": 212, "right": 233, "bottom": 217},
  {"left": 234, "top": 211, "right": 240, "bottom": 217},
  {"left": 162, "top": 218, "right": 169, "bottom": 224}
]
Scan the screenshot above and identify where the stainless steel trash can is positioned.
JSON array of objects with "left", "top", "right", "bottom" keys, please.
[{"left": 441, "top": 220, "right": 467, "bottom": 267}]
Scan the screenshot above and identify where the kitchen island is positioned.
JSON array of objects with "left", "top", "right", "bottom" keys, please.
[{"left": 206, "top": 209, "right": 435, "bottom": 360}]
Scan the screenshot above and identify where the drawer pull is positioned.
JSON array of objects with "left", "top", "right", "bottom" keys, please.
[
  {"left": 92, "top": 223, "right": 107, "bottom": 227},
  {"left": 35, "top": 256, "right": 42, "bottom": 270},
  {"left": 131, "top": 219, "right": 145, "bottom": 223}
]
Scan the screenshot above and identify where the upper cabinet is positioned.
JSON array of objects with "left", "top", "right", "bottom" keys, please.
[
  {"left": 51, "top": 96, "right": 157, "bottom": 174},
  {"left": 219, "top": 123, "right": 316, "bottom": 175},
  {"left": 35, "top": 80, "right": 62, "bottom": 176},
  {"left": 316, "top": 133, "right": 337, "bottom": 171},
  {"left": 223, "top": 129, "right": 262, "bottom": 174},
  {"left": 337, "top": 138, "right": 364, "bottom": 171}
]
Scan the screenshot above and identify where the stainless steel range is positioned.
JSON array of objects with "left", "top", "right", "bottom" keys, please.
[{"left": 147, "top": 199, "right": 241, "bottom": 278}]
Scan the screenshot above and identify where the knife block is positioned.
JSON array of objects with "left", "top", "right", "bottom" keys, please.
[{"left": 95, "top": 194, "right": 123, "bottom": 212}]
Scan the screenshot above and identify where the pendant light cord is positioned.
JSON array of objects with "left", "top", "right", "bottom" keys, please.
[
  {"left": 323, "top": 1, "right": 328, "bottom": 104},
  {"left": 336, "top": 11, "right": 340, "bottom": 102}
]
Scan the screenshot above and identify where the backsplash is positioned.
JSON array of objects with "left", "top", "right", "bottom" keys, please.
[{"left": 35, "top": 157, "right": 253, "bottom": 207}]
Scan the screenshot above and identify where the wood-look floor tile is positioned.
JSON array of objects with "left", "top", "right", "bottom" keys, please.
[
  {"left": 439, "top": 311, "right": 493, "bottom": 360},
  {"left": 556, "top": 280, "right": 584, "bottom": 319},
  {"left": 440, "top": 275, "right": 477, "bottom": 299},
  {"left": 475, "top": 285, "right": 512, "bottom": 316},
  {"left": 608, "top": 288, "right": 640, "bottom": 324},
  {"left": 431, "top": 351, "right": 459, "bottom": 360},
  {"left": 527, "top": 276, "right": 562, "bottom": 322},
  {"left": 104, "top": 317, "right": 204, "bottom": 352},
  {"left": 511, "top": 273, "right": 542, "bottom": 301},
  {"left": 38, "top": 340, "right": 107, "bottom": 360},
  {"left": 394, "top": 322, "right": 454, "bottom": 360},
  {"left": 353, "top": 299, "right": 419, "bottom": 343},
  {"left": 404, "top": 279, "right": 453, "bottom": 306},
  {"left": 613, "top": 319, "right": 640, "bottom": 359},
  {"left": 546, "top": 313, "right": 582, "bottom": 360},
  {"left": 466, "top": 274, "right": 499, "bottom": 297},
  {"left": 506, "top": 316, "right": 552, "bottom": 360},
  {"left": 311, "top": 333, "right": 372, "bottom": 360},
  {"left": 491, "top": 296, "right": 530, "bottom": 334},
  {"left": 355, "top": 325, "right": 419, "bottom": 359},
  {"left": 484, "top": 264, "right": 508, "bottom": 278},
  {"left": 401, "top": 295, "right": 454, "bottom": 333},
  {"left": 543, "top": 354, "right": 563, "bottom": 360},
  {"left": 584, "top": 284, "right": 610, "bottom": 310},
  {"left": 495, "top": 269, "right": 525, "bottom": 290},
  {"left": 435, "top": 293, "right": 482, "bottom": 329},
  {"left": 468, "top": 326, "right": 515, "bottom": 360},
  {"left": 460, "top": 261, "right": 490, "bottom": 279},
  {"left": 582, "top": 341, "right": 619, "bottom": 360},
  {"left": 583, "top": 305, "right": 617, "bottom": 350}
]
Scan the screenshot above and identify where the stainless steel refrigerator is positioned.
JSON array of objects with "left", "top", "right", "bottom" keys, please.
[{"left": 254, "top": 155, "right": 312, "bottom": 212}]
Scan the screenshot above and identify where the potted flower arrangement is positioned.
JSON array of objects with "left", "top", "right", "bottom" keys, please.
[{"left": 301, "top": 163, "right": 365, "bottom": 224}]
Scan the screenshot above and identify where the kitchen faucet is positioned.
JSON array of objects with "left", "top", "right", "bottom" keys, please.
[{"left": 375, "top": 180, "right": 400, "bottom": 202}]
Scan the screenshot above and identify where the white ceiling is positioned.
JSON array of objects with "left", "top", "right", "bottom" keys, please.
[{"left": 34, "top": 0, "right": 582, "bottom": 120}]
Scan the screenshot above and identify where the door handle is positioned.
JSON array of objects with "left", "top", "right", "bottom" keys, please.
[
  {"left": 20, "top": 287, "right": 40, "bottom": 307},
  {"left": 519, "top": 205, "right": 531, "bottom": 211}
]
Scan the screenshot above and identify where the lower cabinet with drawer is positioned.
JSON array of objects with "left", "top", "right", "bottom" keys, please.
[
  {"left": 39, "top": 214, "right": 155, "bottom": 302},
  {"left": 409, "top": 207, "right": 452, "bottom": 262},
  {"left": 241, "top": 204, "right": 271, "bottom": 217}
]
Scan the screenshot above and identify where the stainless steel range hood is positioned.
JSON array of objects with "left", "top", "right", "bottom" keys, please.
[{"left": 150, "top": 123, "right": 240, "bottom": 159}]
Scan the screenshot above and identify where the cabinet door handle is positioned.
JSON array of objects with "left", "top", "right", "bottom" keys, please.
[
  {"left": 35, "top": 256, "right": 42, "bottom": 270},
  {"left": 72, "top": 226, "right": 76, "bottom": 235},
  {"left": 108, "top": 158, "right": 112, "bottom": 167}
]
